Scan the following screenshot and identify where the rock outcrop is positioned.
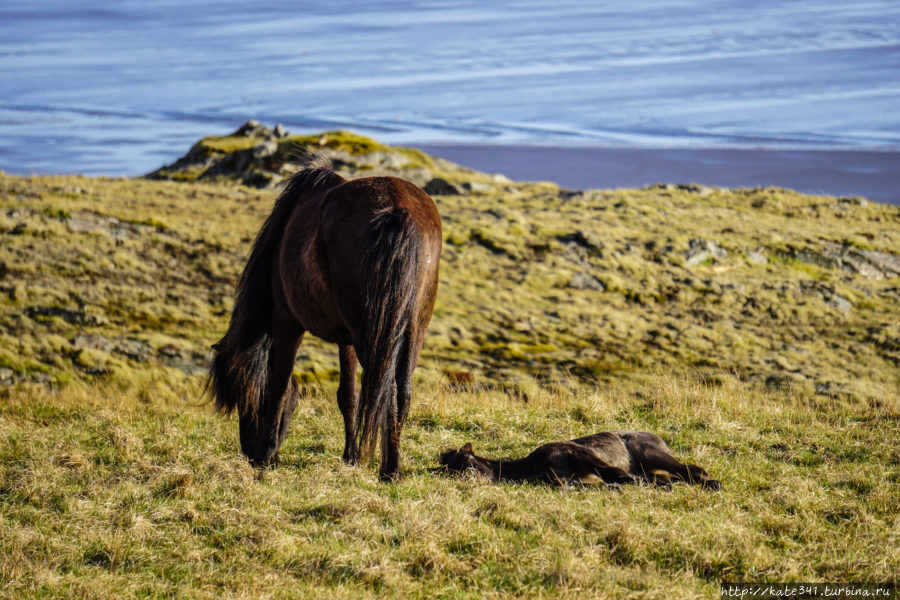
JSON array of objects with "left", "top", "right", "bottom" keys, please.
[{"left": 148, "top": 120, "right": 489, "bottom": 193}]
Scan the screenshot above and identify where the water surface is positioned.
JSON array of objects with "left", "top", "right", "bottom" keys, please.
[{"left": 1, "top": 1, "right": 898, "bottom": 193}]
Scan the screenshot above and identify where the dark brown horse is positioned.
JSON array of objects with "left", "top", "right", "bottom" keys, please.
[
  {"left": 439, "top": 431, "right": 721, "bottom": 489},
  {"left": 208, "top": 150, "right": 442, "bottom": 480}
]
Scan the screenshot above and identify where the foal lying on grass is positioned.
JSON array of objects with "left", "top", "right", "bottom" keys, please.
[{"left": 439, "top": 431, "right": 721, "bottom": 490}]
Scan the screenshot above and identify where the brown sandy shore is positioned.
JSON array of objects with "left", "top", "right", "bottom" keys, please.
[{"left": 418, "top": 145, "right": 900, "bottom": 205}]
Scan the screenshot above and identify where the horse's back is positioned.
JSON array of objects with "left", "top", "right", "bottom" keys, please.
[
  {"left": 322, "top": 176, "right": 441, "bottom": 235},
  {"left": 609, "top": 430, "right": 673, "bottom": 457},
  {"left": 276, "top": 175, "right": 441, "bottom": 344}
]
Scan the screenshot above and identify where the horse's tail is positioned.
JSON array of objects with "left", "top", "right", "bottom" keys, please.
[
  {"left": 207, "top": 150, "right": 339, "bottom": 415},
  {"left": 357, "top": 209, "right": 422, "bottom": 463}
]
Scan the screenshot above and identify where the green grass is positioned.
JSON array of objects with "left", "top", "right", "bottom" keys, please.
[{"left": 1, "top": 375, "right": 896, "bottom": 599}]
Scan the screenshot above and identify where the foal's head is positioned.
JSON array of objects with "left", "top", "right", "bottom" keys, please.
[{"left": 439, "top": 443, "right": 495, "bottom": 479}]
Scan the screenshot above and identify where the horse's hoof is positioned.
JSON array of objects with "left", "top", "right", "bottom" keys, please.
[
  {"left": 379, "top": 470, "right": 401, "bottom": 483},
  {"left": 703, "top": 479, "right": 722, "bottom": 491}
]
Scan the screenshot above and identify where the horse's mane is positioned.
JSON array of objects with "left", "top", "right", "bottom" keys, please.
[{"left": 286, "top": 145, "right": 335, "bottom": 185}]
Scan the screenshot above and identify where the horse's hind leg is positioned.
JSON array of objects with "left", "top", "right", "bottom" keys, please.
[
  {"left": 379, "top": 379, "right": 400, "bottom": 481},
  {"left": 337, "top": 344, "right": 361, "bottom": 464},
  {"left": 395, "top": 334, "right": 416, "bottom": 429},
  {"left": 379, "top": 334, "right": 416, "bottom": 479}
]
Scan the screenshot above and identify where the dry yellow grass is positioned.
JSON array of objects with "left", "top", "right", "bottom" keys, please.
[{"left": 1, "top": 373, "right": 897, "bottom": 599}]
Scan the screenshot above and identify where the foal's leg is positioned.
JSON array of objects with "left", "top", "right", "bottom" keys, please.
[
  {"left": 567, "top": 447, "right": 636, "bottom": 485},
  {"left": 639, "top": 450, "right": 721, "bottom": 490},
  {"left": 337, "top": 344, "right": 361, "bottom": 464},
  {"left": 569, "top": 465, "right": 636, "bottom": 486},
  {"left": 597, "top": 465, "right": 637, "bottom": 485},
  {"left": 646, "top": 470, "right": 674, "bottom": 489}
]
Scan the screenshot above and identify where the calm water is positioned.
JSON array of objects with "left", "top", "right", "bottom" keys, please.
[{"left": 1, "top": 1, "right": 899, "bottom": 178}]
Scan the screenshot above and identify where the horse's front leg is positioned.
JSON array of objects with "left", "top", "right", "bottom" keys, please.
[
  {"left": 337, "top": 344, "right": 360, "bottom": 464},
  {"left": 239, "top": 324, "right": 303, "bottom": 468}
]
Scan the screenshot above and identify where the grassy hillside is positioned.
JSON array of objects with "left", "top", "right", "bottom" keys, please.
[
  {"left": 1, "top": 125, "right": 898, "bottom": 597},
  {"left": 3, "top": 128, "right": 899, "bottom": 400}
]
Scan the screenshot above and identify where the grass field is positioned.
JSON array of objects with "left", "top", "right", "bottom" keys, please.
[
  {"left": 2, "top": 373, "right": 897, "bottom": 599},
  {"left": 1, "top": 130, "right": 898, "bottom": 598}
]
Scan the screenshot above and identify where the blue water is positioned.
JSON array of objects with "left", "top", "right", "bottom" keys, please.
[{"left": 1, "top": 1, "right": 899, "bottom": 176}]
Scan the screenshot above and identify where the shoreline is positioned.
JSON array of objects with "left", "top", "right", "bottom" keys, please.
[
  {"left": 4, "top": 141, "right": 898, "bottom": 206},
  {"left": 417, "top": 145, "right": 900, "bottom": 205}
]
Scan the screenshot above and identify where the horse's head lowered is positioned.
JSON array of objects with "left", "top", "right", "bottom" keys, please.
[
  {"left": 209, "top": 339, "right": 299, "bottom": 467},
  {"left": 237, "top": 383, "right": 298, "bottom": 468}
]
